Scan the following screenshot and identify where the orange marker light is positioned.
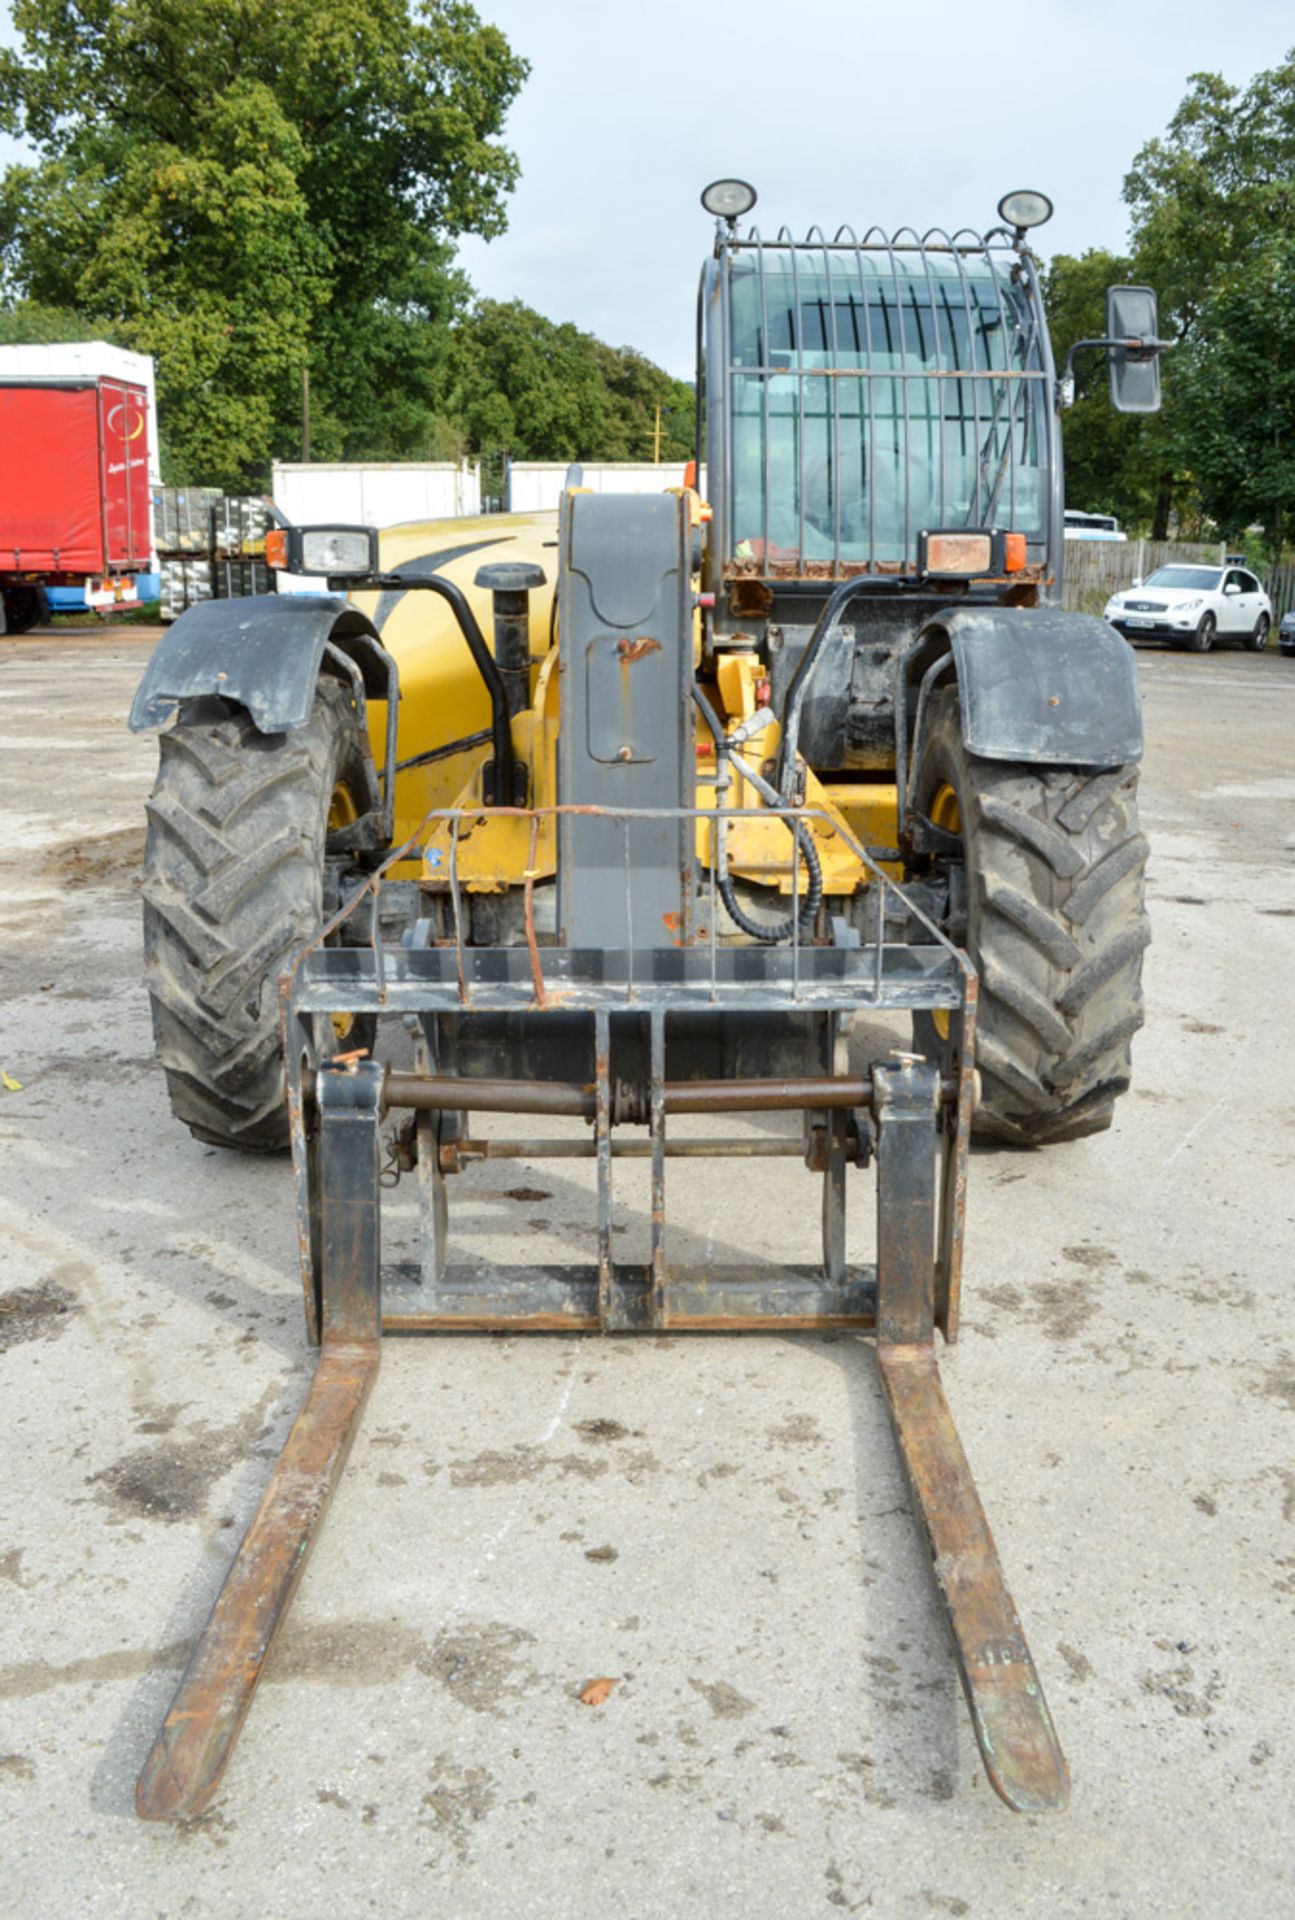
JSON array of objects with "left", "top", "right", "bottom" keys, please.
[
  {"left": 1003, "top": 533, "right": 1027, "bottom": 572},
  {"left": 265, "top": 528, "right": 289, "bottom": 570},
  {"left": 925, "top": 533, "right": 992, "bottom": 575}
]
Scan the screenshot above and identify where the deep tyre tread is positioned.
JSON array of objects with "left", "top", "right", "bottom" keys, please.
[
  {"left": 142, "top": 679, "right": 377, "bottom": 1152},
  {"left": 915, "top": 688, "right": 1150, "bottom": 1146}
]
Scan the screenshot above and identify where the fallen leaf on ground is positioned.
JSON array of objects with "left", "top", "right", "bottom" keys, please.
[
  {"left": 578, "top": 1676, "right": 617, "bottom": 1707},
  {"left": 2, "top": 1072, "right": 22, "bottom": 1092}
]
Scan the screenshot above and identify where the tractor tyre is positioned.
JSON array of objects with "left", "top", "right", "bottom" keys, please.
[
  {"left": 142, "top": 676, "right": 379, "bottom": 1153},
  {"left": 913, "top": 686, "right": 1150, "bottom": 1146}
]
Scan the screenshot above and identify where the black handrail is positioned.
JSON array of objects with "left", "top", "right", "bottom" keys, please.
[{"left": 359, "top": 571, "right": 515, "bottom": 802}]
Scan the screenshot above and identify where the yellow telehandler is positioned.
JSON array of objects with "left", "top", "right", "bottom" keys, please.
[{"left": 128, "top": 182, "right": 1166, "bottom": 1819}]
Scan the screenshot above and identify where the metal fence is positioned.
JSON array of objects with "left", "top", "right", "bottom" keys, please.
[
  {"left": 1262, "top": 562, "right": 1295, "bottom": 624},
  {"left": 1060, "top": 540, "right": 1225, "bottom": 615},
  {"left": 1062, "top": 541, "right": 1295, "bottom": 624}
]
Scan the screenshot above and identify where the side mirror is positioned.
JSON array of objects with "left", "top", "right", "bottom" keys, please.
[
  {"left": 1131, "top": 576, "right": 1143, "bottom": 588},
  {"left": 1107, "top": 286, "right": 1163, "bottom": 414},
  {"left": 1223, "top": 581, "right": 1240, "bottom": 595}
]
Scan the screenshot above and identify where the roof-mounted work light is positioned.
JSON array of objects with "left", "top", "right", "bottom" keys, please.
[
  {"left": 997, "top": 189, "right": 1054, "bottom": 234},
  {"left": 701, "top": 179, "right": 758, "bottom": 224}
]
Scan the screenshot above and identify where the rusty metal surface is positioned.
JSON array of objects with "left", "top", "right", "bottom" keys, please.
[
  {"left": 380, "top": 1070, "right": 957, "bottom": 1119},
  {"left": 380, "top": 1262, "right": 877, "bottom": 1334},
  {"left": 873, "top": 1059, "right": 940, "bottom": 1348},
  {"left": 937, "top": 971, "right": 978, "bottom": 1342},
  {"left": 616, "top": 634, "right": 663, "bottom": 663},
  {"left": 135, "top": 1337, "right": 380, "bottom": 1822},
  {"left": 383, "top": 1072, "right": 592, "bottom": 1116},
  {"left": 876, "top": 1344, "right": 1069, "bottom": 1813},
  {"left": 440, "top": 1136, "right": 804, "bottom": 1162},
  {"left": 722, "top": 557, "right": 1049, "bottom": 586}
]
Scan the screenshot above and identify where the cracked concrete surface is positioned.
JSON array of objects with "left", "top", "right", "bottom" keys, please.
[{"left": 1, "top": 632, "right": 1293, "bottom": 1918}]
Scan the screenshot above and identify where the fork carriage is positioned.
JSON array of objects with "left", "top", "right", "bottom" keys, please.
[{"left": 136, "top": 803, "right": 1068, "bottom": 1822}]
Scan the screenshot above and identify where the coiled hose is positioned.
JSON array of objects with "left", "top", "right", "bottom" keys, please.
[{"left": 691, "top": 685, "right": 823, "bottom": 943}]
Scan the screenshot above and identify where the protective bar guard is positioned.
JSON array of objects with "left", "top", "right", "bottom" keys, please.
[{"left": 136, "top": 801, "right": 1068, "bottom": 1822}]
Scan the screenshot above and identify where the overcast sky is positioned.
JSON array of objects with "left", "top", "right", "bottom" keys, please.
[{"left": 3, "top": 1, "right": 1291, "bottom": 377}]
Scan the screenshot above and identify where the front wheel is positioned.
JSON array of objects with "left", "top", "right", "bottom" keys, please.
[
  {"left": 142, "top": 676, "right": 381, "bottom": 1152},
  {"left": 1189, "top": 612, "right": 1216, "bottom": 653},
  {"left": 912, "top": 687, "right": 1150, "bottom": 1145},
  {"left": 1246, "top": 613, "right": 1270, "bottom": 652}
]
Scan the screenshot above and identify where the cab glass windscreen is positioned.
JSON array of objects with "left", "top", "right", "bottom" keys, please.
[{"left": 726, "top": 245, "right": 1048, "bottom": 571}]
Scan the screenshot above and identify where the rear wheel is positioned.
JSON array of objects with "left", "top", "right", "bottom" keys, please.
[
  {"left": 1246, "top": 613, "right": 1270, "bottom": 652},
  {"left": 142, "top": 676, "right": 381, "bottom": 1152},
  {"left": 2, "top": 585, "right": 47, "bottom": 634},
  {"left": 913, "top": 687, "right": 1150, "bottom": 1145},
  {"left": 1189, "top": 611, "right": 1216, "bottom": 653}
]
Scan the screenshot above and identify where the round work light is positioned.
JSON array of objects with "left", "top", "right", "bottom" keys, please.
[
  {"left": 701, "top": 179, "right": 758, "bottom": 220},
  {"left": 997, "top": 189, "right": 1054, "bottom": 231}
]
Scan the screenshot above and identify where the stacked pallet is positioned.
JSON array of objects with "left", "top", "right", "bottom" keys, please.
[{"left": 154, "top": 489, "right": 274, "bottom": 620}]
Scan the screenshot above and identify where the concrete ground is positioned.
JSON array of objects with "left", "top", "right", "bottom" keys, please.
[{"left": 1, "top": 629, "right": 1292, "bottom": 1919}]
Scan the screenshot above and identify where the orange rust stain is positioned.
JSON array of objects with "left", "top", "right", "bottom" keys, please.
[{"left": 617, "top": 635, "right": 662, "bottom": 663}]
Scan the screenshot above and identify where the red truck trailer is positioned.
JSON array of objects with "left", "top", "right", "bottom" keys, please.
[{"left": 0, "top": 351, "right": 156, "bottom": 631}]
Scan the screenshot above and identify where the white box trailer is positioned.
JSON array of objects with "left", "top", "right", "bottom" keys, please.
[
  {"left": 505, "top": 461, "right": 705, "bottom": 513},
  {"left": 270, "top": 460, "right": 482, "bottom": 594}
]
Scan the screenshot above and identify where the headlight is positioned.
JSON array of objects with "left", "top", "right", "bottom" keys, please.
[
  {"left": 298, "top": 527, "right": 379, "bottom": 577},
  {"left": 1176, "top": 598, "right": 1202, "bottom": 612},
  {"left": 266, "top": 523, "right": 380, "bottom": 578}
]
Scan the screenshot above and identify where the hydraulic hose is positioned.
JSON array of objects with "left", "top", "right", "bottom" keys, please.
[
  {"left": 774, "top": 578, "right": 870, "bottom": 798},
  {"left": 692, "top": 685, "right": 823, "bottom": 942}
]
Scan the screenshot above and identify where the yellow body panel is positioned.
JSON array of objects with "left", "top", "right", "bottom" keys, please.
[
  {"left": 350, "top": 512, "right": 560, "bottom": 872},
  {"left": 818, "top": 783, "right": 902, "bottom": 878},
  {"left": 350, "top": 507, "right": 892, "bottom": 905}
]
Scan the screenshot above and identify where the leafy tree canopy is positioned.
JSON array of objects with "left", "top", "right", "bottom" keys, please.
[
  {"left": 448, "top": 301, "right": 697, "bottom": 486},
  {"left": 0, "top": 0, "right": 528, "bottom": 487},
  {"left": 1124, "top": 51, "right": 1295, "bottom": 334},
  {"left": 1093, "top": 44, "right": 1295, "bottom": 545},
  {"left": 1171, "top": 238, "right": 1295, "bottom": 551}
]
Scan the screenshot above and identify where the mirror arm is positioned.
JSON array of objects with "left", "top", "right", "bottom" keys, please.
[{"left": 1057, "top": 334, "right": 1176, "bottom": 407}]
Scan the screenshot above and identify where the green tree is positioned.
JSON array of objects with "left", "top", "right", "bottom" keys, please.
[
  {"left": 1171, "top": 239, "right": 1295, "bottom": 555},
  {"left": 0, "top": 1, "right": 527, "bottom": 487},
  {"left": 1124, "top": 52, "right": 1295, "bottom": 334},
  {"left": 448, "top": 301, "right": 698, "bottom": 484},
  {"left": 1043, "top": 248, "right": 1188, "bottom": 538},
  {"left": 1118, "top": 49, "right": 1295, "bottom": 544},
  {"left": 449, "top": 298, "right": 611, "bottom": 465},
  {"left": 590, "top": 344, "right": 696, "bottom": 463}
]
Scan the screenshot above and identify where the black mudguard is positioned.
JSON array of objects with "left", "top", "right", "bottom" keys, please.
[
  {"left": 128, "top": 594, "right": 393, "bottom": 735},
  {"left": 926, "top": 606, "right": 1143, "bottom": 766}
]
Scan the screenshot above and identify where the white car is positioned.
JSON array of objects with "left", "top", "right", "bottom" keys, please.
[{"left": 1105, "top": 564, "right": 1272, "bottom": 653}]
